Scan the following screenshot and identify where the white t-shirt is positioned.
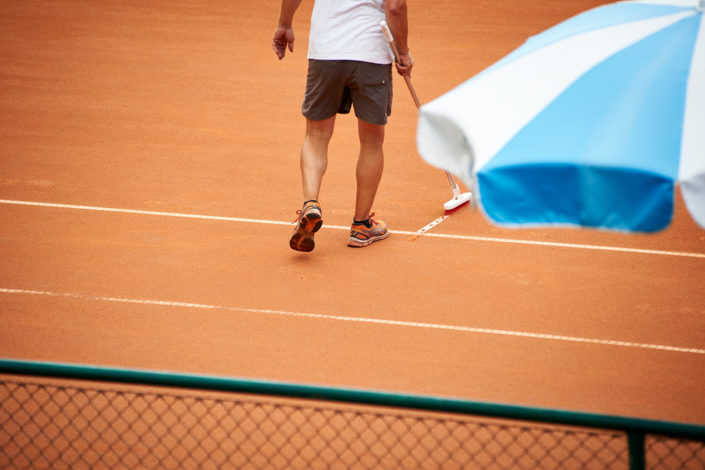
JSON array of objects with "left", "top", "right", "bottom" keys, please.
[{"left": 308, "top": 0, "right": 393, "bottom": 64}]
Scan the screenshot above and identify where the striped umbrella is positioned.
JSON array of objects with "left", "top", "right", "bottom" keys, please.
[{"left": 417, "top": 0, "right": 705, "bottom": 232}]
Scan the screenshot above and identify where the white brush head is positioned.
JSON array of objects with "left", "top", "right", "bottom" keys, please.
[{"left": 443, "top": 192, "right": 473, "bottom": 211}]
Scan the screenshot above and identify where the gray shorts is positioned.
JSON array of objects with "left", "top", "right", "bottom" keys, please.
[{"left": 302, "top": 60, "right": 393, "bottom": 125}]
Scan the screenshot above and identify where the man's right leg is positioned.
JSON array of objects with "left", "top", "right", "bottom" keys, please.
[
  {"left": 347, "top": 118, "right": 389, "bottom": 248},
  {"left": 290, "top": 116, "right": 335, "bottom": 252},
  {"left": 301, "top": 116, "right": 335, "bottom": 202}
]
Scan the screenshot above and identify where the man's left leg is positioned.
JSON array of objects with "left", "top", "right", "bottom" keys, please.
[{"left": 290, "top": 116, "right": 336, "bottom": 252}]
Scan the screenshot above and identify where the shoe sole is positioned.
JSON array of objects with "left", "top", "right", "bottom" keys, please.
[
  {"left": 290, "top": 213, "right": 322, "bottom": 252},
  {"left": 346, "top": 231, "right": 389, "bottom": 248}
]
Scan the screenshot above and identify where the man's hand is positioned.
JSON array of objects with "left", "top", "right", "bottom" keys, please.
[
  {"left": 273, "top": 0, "right": 302, "bottom": 59},
  {"left": 395, "top": 52, "right": 414, "bottom": 77},
  {"left": 273, "top": 25, "right": 295, "bottom": 60}
]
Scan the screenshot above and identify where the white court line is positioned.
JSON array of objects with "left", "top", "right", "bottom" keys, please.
[
  {"left": 0, "top": 198, "right": 293, "bottom": 227},
  {"left": 1, "top": 199, "right": 704, "bottom": 258},
  {"left": 2, "top": 287, "right": 704, "bottom": 356}
]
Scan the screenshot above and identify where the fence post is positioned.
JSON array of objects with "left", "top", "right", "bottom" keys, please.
[{"left": 628, "top": 432, "right": 645, "bottom": 470}]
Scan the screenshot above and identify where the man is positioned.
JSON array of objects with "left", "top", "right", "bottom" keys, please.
[{"left": 273, "top": 0, "right": 413, "bottom": 252}]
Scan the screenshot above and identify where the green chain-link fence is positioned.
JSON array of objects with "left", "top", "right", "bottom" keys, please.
[{"left": 1, "top": 359, "right": 704, "bottom": 469}]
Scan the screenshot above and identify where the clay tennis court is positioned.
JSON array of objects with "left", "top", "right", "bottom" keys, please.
[{"left": 1, "top": 0, "right": 704, "bottom": 435}]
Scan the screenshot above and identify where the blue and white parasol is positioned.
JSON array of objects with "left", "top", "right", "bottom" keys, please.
[{"left": 417, "top": 0, "right": 705, "bottom": 232}]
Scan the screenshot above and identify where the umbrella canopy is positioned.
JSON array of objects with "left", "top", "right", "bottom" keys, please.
[{"left": 417, "top": 0, "right": 705, "bottom": 232}]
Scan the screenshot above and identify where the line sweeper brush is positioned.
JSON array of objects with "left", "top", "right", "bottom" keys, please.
[{"left": 381, "top": 21, "right": 473, "bottom": 213}]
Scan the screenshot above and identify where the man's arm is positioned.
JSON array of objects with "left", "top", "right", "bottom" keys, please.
[
  {"left": 273, "top": 0, "right": 303, "bottom": 60},
  {"left": 385, "top": 0, "right": 413, "bottom": 76}
]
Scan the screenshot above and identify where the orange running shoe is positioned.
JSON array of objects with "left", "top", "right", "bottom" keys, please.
[
  {"left": 347, "top": 214, "right": 389, "bottom": 247},
  {"left": 290, "top": 201, "right": 322, "bottom": 252}
]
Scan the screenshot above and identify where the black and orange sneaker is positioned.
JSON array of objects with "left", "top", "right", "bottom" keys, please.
[
  {"left": 347, "top": 214, "right": 389, "bottom": 247},
  {"left": 290, "top": 200, "right": 323, "bottom": 252}
]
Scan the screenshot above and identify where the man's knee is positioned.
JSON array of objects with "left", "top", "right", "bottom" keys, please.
[
  {"left": 358, "top": 119, "right": 385, "bottom": 147},
  {"left": 306, "top": 117, "right": 336, "bottom": 141}
]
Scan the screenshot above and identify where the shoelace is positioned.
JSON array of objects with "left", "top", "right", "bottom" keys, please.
[
  {"left": 292, "top": 210, "right": 303, "bottom": 225},
  {"left": 292, "top": 205, "right": 321, "bottom": 224}
]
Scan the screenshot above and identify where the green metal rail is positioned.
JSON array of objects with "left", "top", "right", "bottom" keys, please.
[{"left": 2, "top": 358, "right": 704, "bottom": 469}]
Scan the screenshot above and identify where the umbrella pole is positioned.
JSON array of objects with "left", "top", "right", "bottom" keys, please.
[{"left": 381, "top": 21, "right": 473, "bottom": 213}]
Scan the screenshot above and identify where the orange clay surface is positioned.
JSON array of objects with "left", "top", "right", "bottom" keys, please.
[{"left": 1, "top": 0, "right": 704, "bottom": 426}]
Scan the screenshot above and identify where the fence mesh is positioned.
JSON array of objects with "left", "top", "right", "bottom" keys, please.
[
  {"left": 647, "top": 436, "right": 705, "bottom": 470},
  {"left": 1, "top": 376, "right": 703, "bottom": 469}
]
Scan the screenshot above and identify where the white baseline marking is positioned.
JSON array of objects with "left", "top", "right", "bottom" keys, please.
[
  {"left": 0, "top": 198, "right": 293, "bottom": 227},
  {"left": 1, "top": 199, "right": 704, "bottom": 258},
  {"left": 2, "top": 287, "right": 704, "bottom": 356}
]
